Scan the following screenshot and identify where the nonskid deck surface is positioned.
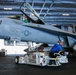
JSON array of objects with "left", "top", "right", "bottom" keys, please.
[{"left": 0, "top": 55, "right": 76, "bottom": 75}]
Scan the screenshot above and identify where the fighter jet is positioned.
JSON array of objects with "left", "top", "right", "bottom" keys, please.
[{"left": 0, "top": 2, "right": 76, "bottom": 52}]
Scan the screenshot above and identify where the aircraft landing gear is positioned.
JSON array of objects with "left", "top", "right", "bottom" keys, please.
[{"left": 15, "top": 56, "right": 19, "bottom": 64}]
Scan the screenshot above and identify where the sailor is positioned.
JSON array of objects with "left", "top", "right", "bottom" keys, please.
[
  {"left": 23, "top": 16, "right": 29, "bottom": 23},
  {"left": 49, "top": 40, "right": 64, "bottom": 58}
]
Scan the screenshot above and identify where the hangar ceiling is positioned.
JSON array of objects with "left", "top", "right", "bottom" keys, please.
[{"left": 0, "top": 0, "right": 76, "bottom": 26}]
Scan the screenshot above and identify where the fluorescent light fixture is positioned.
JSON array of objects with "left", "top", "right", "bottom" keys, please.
[
  {"left": 52, "top": 24, "right": 57, "bottom": 26},
  {"left": 62, "top": 14, "right": 69, "bottom": 16},
  {"left": 4, "top": 8, "right": 12, "bottom": 10}
]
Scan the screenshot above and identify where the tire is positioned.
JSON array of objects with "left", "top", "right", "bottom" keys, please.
[
  {"left": 73, "top": 45, "right": 76, "bottom": 51},
  {"left": 15, "top": 56, "right": 19, "bottom": 64}
]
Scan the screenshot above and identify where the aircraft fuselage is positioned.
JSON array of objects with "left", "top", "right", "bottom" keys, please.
[{"left": 0, "top": 18, "right": 76, "bottom": 49}]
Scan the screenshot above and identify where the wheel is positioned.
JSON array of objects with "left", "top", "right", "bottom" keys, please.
[
  {"left": 15, "top": 56, "right": 19, "bottom": 64},
  {"left": 73, "top": 45, "right": 76, "bottom": 51},
  {"left": 40, "top": 63, "right": 42, "bottom": 66}
]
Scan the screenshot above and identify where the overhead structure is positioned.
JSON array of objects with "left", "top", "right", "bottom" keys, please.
[{"left": 0, "top": 0, "right": 76, "bottom": 26}]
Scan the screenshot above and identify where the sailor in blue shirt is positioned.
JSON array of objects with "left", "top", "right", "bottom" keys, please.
[{"left": 49, "top": 40, "right": 63, "bottom": 58}]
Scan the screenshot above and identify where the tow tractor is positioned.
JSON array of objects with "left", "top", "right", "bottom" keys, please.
[{"left": 15, "top": 44, "right": 69, "bottom": 66}]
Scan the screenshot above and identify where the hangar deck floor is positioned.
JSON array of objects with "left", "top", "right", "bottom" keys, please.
[{"left": 0, "top": 55, "right": 76, "bottom": 75}]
